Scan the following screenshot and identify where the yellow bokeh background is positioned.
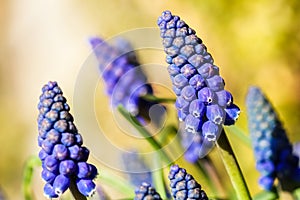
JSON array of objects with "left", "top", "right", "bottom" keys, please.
[{"left": 0, "top": 0, "right": 299, "bottom": 199}]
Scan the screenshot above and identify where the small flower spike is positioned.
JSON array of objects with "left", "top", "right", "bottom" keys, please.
[
  {"left": 158, "top": 10, "right": 240, "bottom": 159},
  {"left": 246, "top": 86, "right": 300, "bottom": 190},
  {"left": 38, "top": 81, "right": 98, "bottom": 198},
  {"left": 121, "top": 151, "right": 152, "bottom": 187},
  {"left": 168, "top": 165, "right": 208, "bottom": 200},
  {"left": 134, "top": 182, "right": 162, "bottom": 200},
  {"left": 89, "top": 37, "right": 162, "bottom": 124}
]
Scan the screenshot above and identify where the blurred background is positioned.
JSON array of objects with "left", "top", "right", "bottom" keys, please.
[{"left": 0, "top": 0, "right": 300, "bottom": 199}]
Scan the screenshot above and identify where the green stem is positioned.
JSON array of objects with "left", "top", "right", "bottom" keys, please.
[
  {"left": 141, "top": 94, "right": 176, "bottom": 103},
  {"left": 22, "top": 156, "right": 41, "bottom": 200},
  {"left": 118, "top": 105, "right": 173, "bottom": 165},
  {"left": 152, "top": 154, "right": 167, "bottom": 199},
  {"left": 216, "top": 129, "right": 251, "bottom": 200},
  {"left": 69, "top": 176, "right": 87, "bottom": 200},
  {"left": 99, "top": 167, "right": 135, "bottom": 197}
]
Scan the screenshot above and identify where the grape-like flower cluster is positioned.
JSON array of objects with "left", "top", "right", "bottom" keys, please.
[
  {"left": 134, "top": 182, "right": 162, "bottom": 200},
  {"left": 37, "top": 81, "right": 97, "bottom": 198},
  {"left": 168, "top": 165, "right": 208, "bottom": 200},
  {"left": 157, "top": 10, "right": 240, "bottom": 160},
  {"left": 89, "top": 37, "right": 158, "bottom": 124},
  {"left": 246, "top": 86, "right": 300, "bottom": 190}
]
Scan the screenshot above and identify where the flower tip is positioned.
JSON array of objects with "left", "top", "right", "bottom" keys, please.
[{"left": 88, "top": 36, "right": 104, "bottom": 49}]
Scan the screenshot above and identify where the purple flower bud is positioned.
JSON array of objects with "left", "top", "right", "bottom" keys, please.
[
  {"left": 181, "top": 86, "right": 196, "bottom": 101},
  {"left": 216, "top": 90, "right": 233, "bottom": 107},
  {"left": 59, "top": 160, "right": 77, "bottom": 175},
  {"left": 202, "top": 121, "right": 221, "bottom": 142},
  {"left": 42, "top": 168, "right": 57, "bottom": 183},
  {"left": 44, "top": 183, "right": 58, "bottom": 198},
  {"left": 77, "top": 162, "right": 98, "bottom": 179},
  {"left": 206, "top": 75, "right": 224, "bottom": 92},
  {"left": 197, "top": 63, "right": 219, "bottom": 79},
  {"left": 185, "top": 114, "right": 202, "bottom": 133},
  {"left": 189, "top": 99, "right": 205, "bottom": 118},
  {"left": 172, "top": 74, "right": 188, "bottom": 89},
  {"left": 180, "top": 64, "right": 197, "bottom": 79},
  {"left": 44, "top": 155, "right": 59, "bottom": 173},
  {"left": 197, "top": 87, "right": 216, "bottom": 105},
  {"left": 224, "top": 104, "right": 240, "bottom": 125},
  {"left": 189, "top": 74, "right": 206, "bottom": 91},
  {"left": 38, "top": 149, "right": 48, "bottom": 161},
  {"left": 168, "top": 64, "right": 180, "bottom": 76},
  {"left": 46, "top": 129, "right": 60, "bottom": 144},
  {"left": 175, "top": 96, "right": 189, "bottom": 111},
  {"left": 53, "top": 120, "right": 68, "bottom": 133},
  {"left": 61, "top": 133, "right": 75, "bottom": 147},
  {"left": 76, "top": 179, "right": 96, "bottom": 197},
  {"left": 53, "top": 174, "right": 70, "bottom": 196},
  {"left": 41, "top": 140, "right": 54, "bottom": 154},
  {"left": 53, "top": 144, "right": 68, "bottom": 160},
  {"left": 206, "top": 104, "right": 225, "bottom": 125}
]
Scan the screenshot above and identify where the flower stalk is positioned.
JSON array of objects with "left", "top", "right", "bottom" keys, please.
[{"left": 216, "top": 129, "right": 251, "bottom": 200}]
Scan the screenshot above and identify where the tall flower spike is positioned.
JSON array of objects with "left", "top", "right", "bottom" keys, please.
[
  {"left": 38, "top": 81, "right": 98, "bottom": 198},
  {"left": 89, "top": 37, "right": 163, "bottom": 125},
  {"left": 158, "top": 10, "right": 240, "bottom": 159},
  {"left": 134, "top": 182, "right": 162, "bottom": 200},
  {"left": 246, "top": 86, "right": 300, "bottom": 191},
  {"left": 168, "top": 165, "right": 208, "bottom": 200}
]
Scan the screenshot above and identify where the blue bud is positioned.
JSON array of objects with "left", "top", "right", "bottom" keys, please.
[
  {"left": 59, "top": 160, "right": 77, "bottom": 175},
  {"left": 44, "top": 183, "right": 58, "bottom": 198},
  {"left": 181, "top": 86, "right": 196, "bottom": 101},
  {"left": 41, "top": 168, "right": 57, "bottom": 183},
  {"left": 185, "top": 114, "right": 202, "bottom": 134},
  {"left": 206, "top": 104, "right": 225, "bottom": 125},
  {"left": 189, "top": 99, "right": 205, "bottom": 118},
  {"left": 197, "top": 63, "right": 219, "bottom": 79},
  {"left": 76, "top": 179, "right": 96, "bottom": 197},
  {"left": 206, "top": 75, "right": 224, "bottom": 92},
  {"left": 172, "top": 74, "right": 188, "bottom": 89},
  {"left": 61, "top": 133, "right": 75, "bottom": 147},
  {"left": 224, "top": 104, "right": 240, "bottom": 125},
  {"left": 180, "top": 64, "right": 196, "bottom": 79},
  {"left": 41, "top": 140, "right": 54, "bottom": 154},
  {"left": 202, "top": 121, "right": 221, "bottom": 142},
  {"left": 216, "top": 90, "right": 233, "bottom": 107},
  {"left": 53, "top": 174, "right": 70, "bottom": 196},
  {"left": 189, "top": 74, "right": 206, "bottom": 91},
  {"left": 54, "top": 120, "right": 68, "bottom": 133},
  {"left": 175, "top": 96, "right": 189, "bottom": 111},
  {"left": 53, "top": 144, "right": 68, "bottom": 160},
  {"left": 46, "top": 129, "right": 60, "bottom": 144},
  {"left": 44, "top": 155, "right": 59, "bottom": 173},
  {"left": 197, "top": 87, "right": 216, "bottom": 105}
]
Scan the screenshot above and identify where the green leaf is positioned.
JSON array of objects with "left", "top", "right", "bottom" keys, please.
[{"left": 253, "top": 189, "right": 278, "bottom": 200}]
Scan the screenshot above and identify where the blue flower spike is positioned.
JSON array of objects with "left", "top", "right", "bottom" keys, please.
[
  {"left": 89, "top": 37, "right": 164, "bottom": 125},
  {"left": 134, "top": 182, "right": 162, "bottom": 200},
  {"left": 246, "top": 86, "right": 300, "bottom": 191},
  {"left": 168, "top": 164, "right": 209, "bottom": 200},
  {"left": 158, "top": 10, "right": 240, "bottom": 159},
  {"left": 38, "top": 81, "right": 98, "bottom": 198}
]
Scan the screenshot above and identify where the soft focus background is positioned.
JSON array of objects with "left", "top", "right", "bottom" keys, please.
[{"left": 0, "top": 0, "right": 300, "bottom": 199}]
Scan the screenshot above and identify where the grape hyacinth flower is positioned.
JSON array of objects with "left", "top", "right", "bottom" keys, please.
[
  {"left": 134, "top": 182, "right": 162, "bottom": 200},
  {"left": 246, "top": 86, "right": 300, "bottom": 191},
  {"left": 89, "top": 37, "right": 162, "bottom": 124},
  {"left": 157, "top": 10, "right": 240, "bottom": 159},
  {"left": 37, "top": 81, "right": 98, "bottom": 198},
  {"left": 168, "top": 164, "right": 208, "bottom": 200},
  {"left": 121, "top": 151, "right": 152, "bottom": 187}
]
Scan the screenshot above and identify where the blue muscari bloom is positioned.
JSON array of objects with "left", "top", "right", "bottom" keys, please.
[
  {"left": 246, "top": 86, "right": 300, "bottom": 190},
  {"left": 38, "top": 81, "right": 98, "bottom": 198},
  {"left": 134, "top": 182, "right": 162, "bottom": 200},
  {"left": 121, "top": 151, "right": 152, "bottom": 187},
  {"left": 89, "top": 37, "right": 163, "bottom": 125},
  {"left": 158, "top": 10, "right": 240, "bottom": 160},
  {"left": 168, "top": 165, "right": 208, "bottom": 200}
]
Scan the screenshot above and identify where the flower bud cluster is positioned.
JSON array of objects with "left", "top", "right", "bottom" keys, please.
[
  {"left": 246, "top": 86, "right": 300, "bottom": 190},
  {"left": 168, "top": 165, "right": 208, "bottom": 200},
  {"left": 157, "top": 10, "right": 240, "bottom": 159},
  {"left": 134, "top": 182, "right": 162, "bottom": 200},
  {"left": 90, "top": 37, "right": 156, "bottom": 122},
  {"left": 37, "top": 81, "right": 97, "bottom": 198}
]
